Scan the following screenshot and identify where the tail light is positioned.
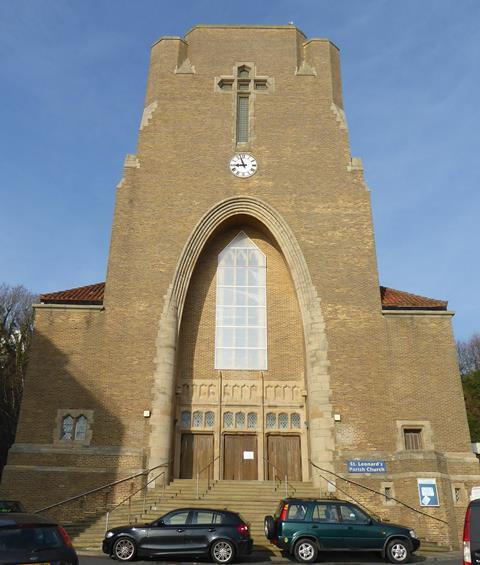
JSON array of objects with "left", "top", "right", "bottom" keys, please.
[
  {"left": 237, "top": 523, "right": 250, "bottom": 538},
  {"left": 464, "top": 506, "right": 472, "bottom": 565},
  {"left": 279, "top": 503, "right": 289, "bottom": 522},
  {"left": 57, "top": 525, "right": 74, "bottom": 548}
]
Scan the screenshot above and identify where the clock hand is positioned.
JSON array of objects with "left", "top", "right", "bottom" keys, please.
[{"left": 239, "top": 155, "right": 246, "bottom": 166}]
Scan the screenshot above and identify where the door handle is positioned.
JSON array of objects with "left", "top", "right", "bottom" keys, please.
[
  {"left": 209, "top": 528, "right": 216, "bottom": 532},
  {"left": 177, "top": 528, "right": 185, "bottom": 532}
]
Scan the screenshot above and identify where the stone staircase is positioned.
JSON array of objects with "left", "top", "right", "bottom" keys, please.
[{"left": 67, "top": 478, "right": 322, "bottom": 553}]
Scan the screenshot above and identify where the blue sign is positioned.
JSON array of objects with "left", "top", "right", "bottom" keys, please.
[
  {"left": 417, "top": 478, "right": 439, "bottom": 507},
  {"left": 347, "top": 460, "right": 386, "bottom": 474}
]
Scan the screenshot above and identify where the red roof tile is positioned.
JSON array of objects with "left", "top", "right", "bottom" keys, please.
[
  {"left": 40, "top": 282, "right": 448, "bottom": 310},
  {"left": 380, "top": 286, "right": 447, "bottom": 310},
  {"left": 40, "top": 283, "right": 105, "bottom": 305}
]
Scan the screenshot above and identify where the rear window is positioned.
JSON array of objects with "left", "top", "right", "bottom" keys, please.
[
  {"left": 287, "top": 503, "right": 308, "bottom": 521},
  {"left": 0, "top": 525, "right": 63, "bottom": 550},
  {"left": 214, "top": 512, "right": 241, "bottom": 525},
  {"left": 470, "top": 505, "right": 480, "bottom": 541}
]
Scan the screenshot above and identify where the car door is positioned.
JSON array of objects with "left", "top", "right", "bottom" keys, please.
[
  {"left": 145, "top": 509, "right": 190, "bottom": 554},
  {"left": 311, "top": 503, "right": 347, "bottom": 549},
  {"left": 184, "top": 510, "right": 216, "bottom": 552},
  {"left": 338, "top": 504, "right": 384, "bottom": 550}
]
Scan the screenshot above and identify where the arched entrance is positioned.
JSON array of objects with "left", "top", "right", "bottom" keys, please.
[{"left": 148, "top": 197, "right": 334, "bottom": 484}]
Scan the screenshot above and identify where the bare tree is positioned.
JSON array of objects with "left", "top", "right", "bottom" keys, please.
[
  {"left": 0, "top": 284, "right": 37, "bottom": 474},
  {"left": 457, "top": 333, "right": 480, "bottom": 376}
]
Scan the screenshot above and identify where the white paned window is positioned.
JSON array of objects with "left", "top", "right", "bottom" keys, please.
[
  {"left": 192, "top": 411, "right": 203, "bottom": 428},
  {"left": 215, "top": 232, "right": 267, "bottom": 370},
  {"left": 74, "top": 415, "right": 88, "bottom": 440},
  {"left": 247, "top": 412, "right": 257, "bottom": 429},
  {"left": 181, "top": 411, "right": 191, "bottom": 428},
  {"left": 205, "top": 411, "right": 215, "bottom": 427},
  {"left": 266, "top": 413, "right": 276, "bottom": 429}
]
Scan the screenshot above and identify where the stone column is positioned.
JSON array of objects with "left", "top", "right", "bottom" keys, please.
[{"left": 148, "top": 296, "right": 178, "bottom": 483}]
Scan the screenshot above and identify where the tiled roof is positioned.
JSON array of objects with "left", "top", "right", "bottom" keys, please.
[
  {"left": 40, "top": 283, "right": 105, "bottom": 305},
  {"left": 40, "top": 282, "right": 448, "bottom": 310},
  {"left": 380, "top": 286, "right": 447, "bottom": 310}
]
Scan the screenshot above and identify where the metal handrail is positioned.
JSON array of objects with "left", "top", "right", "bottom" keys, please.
[
  {"left": 262, "top": 456, "right": 288, "bottom": 496},
  {"left": 34, "top": 461, "right": 170, "bottom": 514},
  {"left": 105, "top": 464, "right": 170, "bottom": 532},
  {"left": 309, "top": 459, "right": 448, "bottom": 525},
  {"left": 196, "top": 455, "right": 220, "bottom": 499}
]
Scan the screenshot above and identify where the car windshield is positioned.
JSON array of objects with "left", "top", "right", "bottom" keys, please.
[{"left": 0, "top": 526, "right": 63, "bottom": 551}]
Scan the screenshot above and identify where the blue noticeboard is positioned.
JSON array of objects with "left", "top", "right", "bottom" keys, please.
[
  {"left": 347, "top": 460, "right": 386, "bottom": 473},
  {"left": 417, "top": 478, "right": 439, "bottom": 507}
]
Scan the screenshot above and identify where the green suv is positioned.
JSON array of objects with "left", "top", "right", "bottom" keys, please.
[{"left": 264, "top": 498, "right": 420, "bottom": 563}]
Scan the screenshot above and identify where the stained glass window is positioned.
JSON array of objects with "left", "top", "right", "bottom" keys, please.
[
  {"left": 192, "top": 411, "right": 203, "bottom": 428},
  {"left": 61, "top": 415, "right": 74, "bottom": 440},
  {"left": 247, "top": 412, "right": 257, "bottom": 429},
  {"left": 223, "top": 411, "right": 234, "bottom": 429},
  {"left": 205, "top": 411, "right": 215, "bottom": 428},
  {"left": 266, "top": 412, "right": 276, "bottom": 429},
  {"left": 181, "top": 411, "right": 191, "bottom": 428},
  {"left": 278, "top": 413, "right": 289, "bottom": 429},
  {"left": 291, "top": 413, "right": 301, "bottom": 429},
  {"left": 235, "top": 412, "right": 245, "bottom": 428}
]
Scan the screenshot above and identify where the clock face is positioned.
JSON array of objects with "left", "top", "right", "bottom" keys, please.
[{"left": 229, "top": 153, "right": 257, "bottom": 178}]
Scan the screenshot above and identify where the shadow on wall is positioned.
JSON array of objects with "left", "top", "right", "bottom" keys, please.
[{"left": 0, "top": 328, "right": 141, "bottom": 525}]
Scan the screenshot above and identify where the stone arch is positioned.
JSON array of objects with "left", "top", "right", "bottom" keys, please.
[{"left": 149, "top": 196, "right": 333, "bottom": 482}]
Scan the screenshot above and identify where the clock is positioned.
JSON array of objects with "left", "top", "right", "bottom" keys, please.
[{"left": 229, "top": 153, "right": 257, "bottom": 178}]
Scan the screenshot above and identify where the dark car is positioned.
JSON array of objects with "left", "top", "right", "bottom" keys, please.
[
  {"left": 0, "top": 500, "right": 25, "bottom": 513},
  {"left": 0, "top": 512, "right": 78, "bottom": 564},
  {"left": 103, "top": 507, "right": 252, "bottom": 563},
  {"left": 264, "top": 498, "right": 420, "bottom": 563},
  {"left": 463, "top": 497, "right": 480, "bottom": 565}
]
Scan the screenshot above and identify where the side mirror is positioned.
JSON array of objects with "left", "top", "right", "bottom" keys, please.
[{"left": 153, "top": 519, "right": 164, "bottom": 527}]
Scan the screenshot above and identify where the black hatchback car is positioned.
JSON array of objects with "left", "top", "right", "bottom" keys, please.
[
  {"left": 0, "top": 512, "right": 78, "bottom": 564},
  {"left": 103, "top": 507, "right": 252, "bottom": 563}
]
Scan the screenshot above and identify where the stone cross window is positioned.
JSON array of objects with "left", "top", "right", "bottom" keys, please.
[{"left": 216, "top": 64, "right": 272, "bottom": 145}]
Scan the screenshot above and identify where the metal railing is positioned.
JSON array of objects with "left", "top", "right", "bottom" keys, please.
[
  {"left": 263, "top": 456, "right": 289, "bottom": 496},
  {"left": 196, "top": 455, "right": 220, "bottom": 499},
  {"left": 34, "top": 461, "right": 170, "bottom": 516},
  {"left": 309, "top": 459, "right": 448, "bottom": 525},
  {"left": 105, "top": 462, "right": 171, "bottom": 532}
]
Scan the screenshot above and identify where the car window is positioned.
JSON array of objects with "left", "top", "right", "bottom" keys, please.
[
  {"left": 0, "top": 501, "right": 24, "bottom": 513},
  {"left": 312, "top": 503, "right": 338, "bottom": 522},
  {"left": 214, "top": 512, "right": 236, "bottom": 525},
  {"left": 0, "top": 526, "right": 63, "bottom": 550},
  {"left": 287, "top": 503, "right": 308, "bottom": 521},
  {"left": 192, "top": 511, "right": 215, "bottom": 525},
  {"left": 163, "top": 510, "right": 190, "bottom": 526},
  {"left": 339, "top": 504, "right": 369, "bottom": 523}
]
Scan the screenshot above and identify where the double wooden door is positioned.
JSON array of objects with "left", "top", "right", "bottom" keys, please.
[
  {"left": 180, "top": 433, "right": 214, "bottom": 479},
  {"left": 223, "top": 434, "right": 257, "bottom": 480},
  {"left": 267, "top": 434, "right": 302, "bottom": 481}
]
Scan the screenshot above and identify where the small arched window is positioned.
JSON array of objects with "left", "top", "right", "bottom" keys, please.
[
  {"left": 74, "top": 415, "right": 88, "bottom": 440},
  {"left": 223, "top": 412, "right": 234, "bottom": 429},
  {"left": 291, "top": 413, "right": 301, "bottom": 429},
  {"left": 266, "top": 413, "right": 276, "bottom": 429},
  {"left": 235, "top": 412, "right": 245, "bottom": 428},
  {"left": 247, "top": 412, "right": 257, "bottom": 429},
  {"left": 61, "top": 415, "right": 74, "bottom": 440},
  {"left": 278, "top": 413, "right": 289, "bottom": 429},
  {"left": 205, "top": 411, "right": 215, "bottom": 428},
  {"left": 192, "top": 411, "right": 203, "bottom": 428}
]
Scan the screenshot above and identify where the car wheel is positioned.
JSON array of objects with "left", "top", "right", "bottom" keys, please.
[
  {"left": 264, "top": 515, "right": 275, "bottom": 539},
  {"left": 211, "top": 539, "right": 235, "bottom": 564},
  {"left": 112, "top": 536, "right": 137, "bottom": 561},
  {"left": 385, "top": 539, "right": 411, "bottom": 564},
  {"left": 294, "top": 538, "right": 318, "bottom": 563}
]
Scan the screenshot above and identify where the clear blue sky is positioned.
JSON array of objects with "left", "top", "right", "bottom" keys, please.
[{"left": 1, "top": 0, "right": 478, "bottom": 341}]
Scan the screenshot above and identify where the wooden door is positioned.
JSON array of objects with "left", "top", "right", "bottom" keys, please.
[
  {"left": 223, "top": 435, "right": 257, "bottom": 480},
  {"left": 180, "top": 433, "right": 214, "bottom": 479},
  {"left": 267, "top": 435, "right": 302, "bottom": 481}
]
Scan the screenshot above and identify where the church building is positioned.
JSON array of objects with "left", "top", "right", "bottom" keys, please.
[{"left": 1, "top": 25, "right": 477, "bottom": 548}]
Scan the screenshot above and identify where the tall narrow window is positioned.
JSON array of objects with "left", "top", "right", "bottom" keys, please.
[
  {"left": 215, "top": 232, "right": 267, "bottom": 370},
  {"left": 403, "top": 428, "right": 423, "bottom": 450},
  {"left": 61, "top": 415, "right": 74, "bottom": 440},
  {"left": 74, "top": 415, "right": 88, "bottom": 440},
  {"left": 236, "top": 96, "right": 249, "bottom": 143}
]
